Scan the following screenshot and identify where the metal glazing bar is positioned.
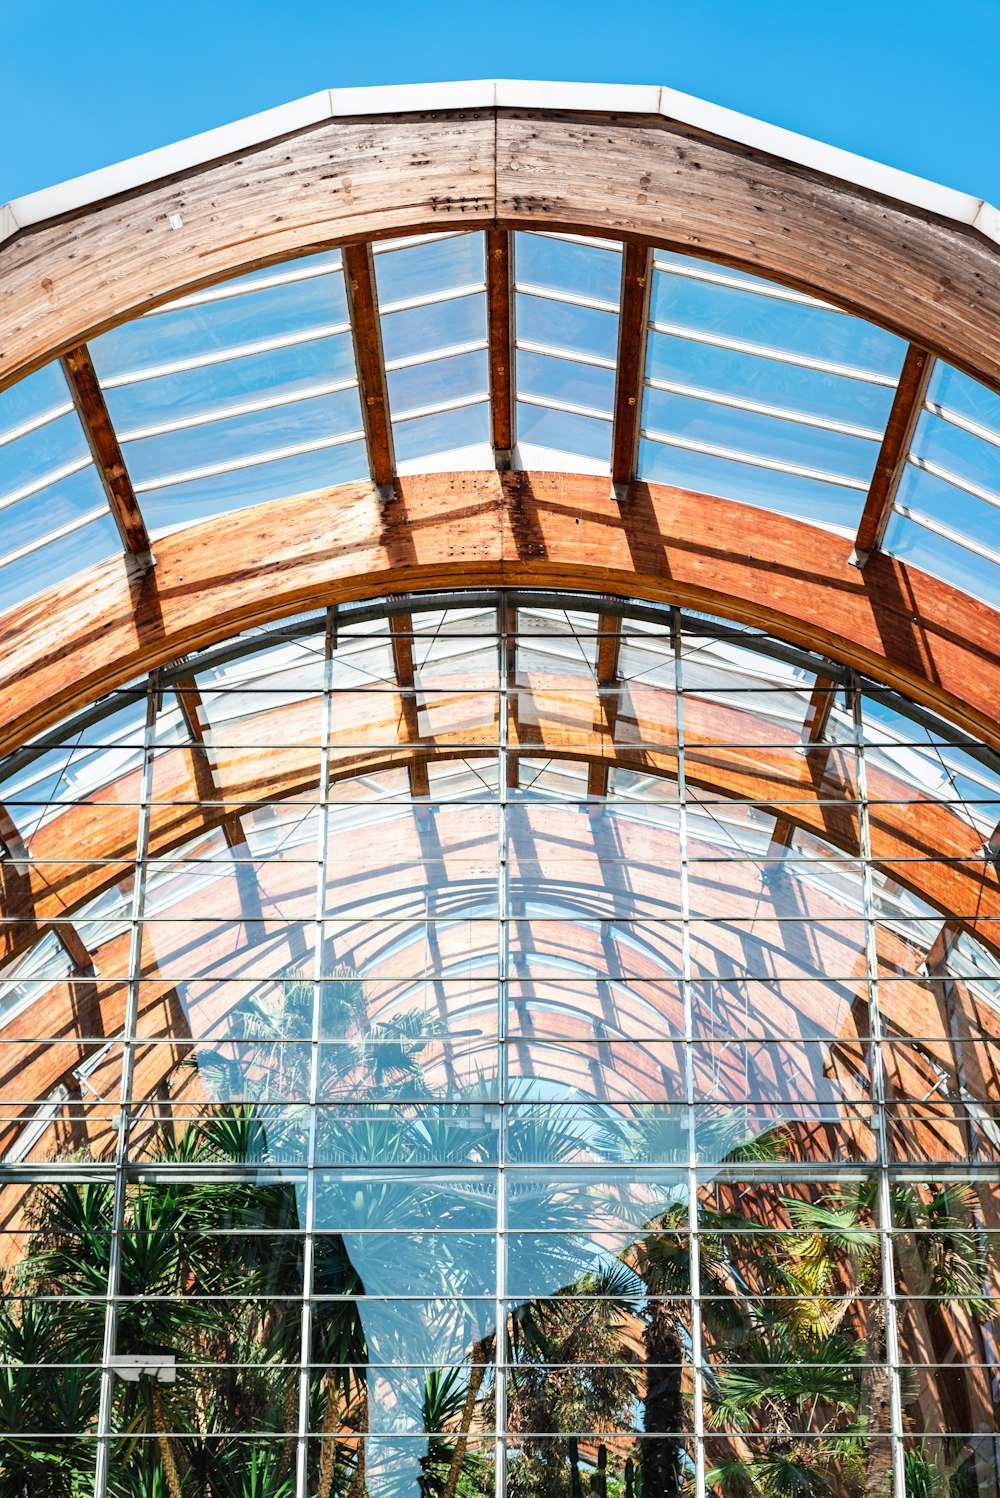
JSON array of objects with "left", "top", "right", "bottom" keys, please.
[
  {"left": 61, "top": 343, "right": 152, "bottom": 558},
  {"left": 514, "top": 281, "right": 619, "bottom": 315},
  {"left": 0, "top": 398, "right": 76, "bottom": 449},
  {"left": 907, "top": 451, "right": 1000, "bottom": 511},
  {"left": 495, "top": 591, "right": 511, "bottom": 1498},
  {"left": 99, "top": 320, "right": 352, "bottom": 389},
  {"left": 611, "top": 242, "right": 653, "bottom": 489},
  {"left": 925, "top": 397, "right": 1000, "bottom": 452},
  {"left": 487, "top": 229, "right": 515, "bottom": 468},
  {"left": 384, "top": 336, "right": 488, "bottom": 373},
  {"left": 648, "top": 317, "right": 899, "bottom": 385},
  {"left": 391, "top": 390, "right": 488, "bottom": 425},
  {"left": 377, "top": 281, "right": 485, "bottom": 317},
  {"left": 133, "top": 426, "right": 365, "bottom": 494},
  {"left": 673, "top": 605, "right": 707, "bottom": 1498},
  {"left": 517, "top": 389, "right": 613, "bottom": 423},
  {"left": 93, "top": 671, "right": 158, "bottom": 1498},
  {"left": 117, "top": 375, "right": 359, "bottom": 443},
  {"left": 0, "top": 453, "right": 91, "bottom": 513},
  {"left": 852, "top": 672, "right": 907, "bottom": 1498},
  {"left": 640, "top": 424, "right": 869, "bottom": 489},
  {"left": 296, "top": 607, "right": 336, "bottom": 1494},
  {"left": 651, "top": 254, "right": 834, "bottom": 309},
  {"left": 514, "top": 336, "right": 617, "bottom": 371},
  {"left": 892, "top": 500, "right": 1000, "bottom": 569},
  {"left": 645, "top": 373, "right": 884, "bottom": 441},
  {"left": 343, "top": 242, "right": 395, "bottom": 490},
  {"left": 854, "top": 344, "right": 934, "bottom": 562},
  {"left": 155, "top": 259, "right": 343, "bottom": 312}
]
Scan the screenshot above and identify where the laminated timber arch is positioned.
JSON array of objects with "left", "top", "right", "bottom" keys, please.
[
  {"left": 2, "top": 472, "right": 1000, "bottom": 763},
  {"left": 4, "top": 82, "right": 1000, "bottom": 393}
]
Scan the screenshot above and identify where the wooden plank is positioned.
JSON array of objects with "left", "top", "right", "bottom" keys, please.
[
  {"left": 343, "top": 241, "right": 394, "bottom": 489},
  {"left": 61, "top": 343, "right": 151, "bottom": 558},
  {"left": 6, "top": 110, "right": 1000, "bottom": 398},
  {"left": 611, "top": 243, "right": 653, "bottom": 489},
  {"left": 487, "top": 229, "right": 514, "bottom": 466},
  {"left": 4, "top": 472, "right": 1000, "bottom": 769},
  {"left": 854, "top": 344, "right": 933, "bottom": 561}
]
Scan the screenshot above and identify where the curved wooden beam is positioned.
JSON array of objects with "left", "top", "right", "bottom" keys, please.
[
  {"left": 4, "top": 682, "right": 999, "bottom": 971},
  {"left": 2, "top": 473, "right": 1000, "bottom": 764},
  {"left": 4, "top": 105, "right": 1000, "bottom": 394}
]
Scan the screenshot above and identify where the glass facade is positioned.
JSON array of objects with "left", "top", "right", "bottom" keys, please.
[{"left": 1, "top": 591, "right": 998, "bottom": 1497}]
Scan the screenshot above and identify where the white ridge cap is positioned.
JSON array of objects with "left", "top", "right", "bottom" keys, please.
[{"left": 0, "top": 79, "right": 995, "bottom": 252}]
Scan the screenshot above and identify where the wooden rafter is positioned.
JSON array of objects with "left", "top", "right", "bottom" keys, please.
[
  {"left": 343, "top": 242, "right": 395, "bottom": 490},
  {"left": 611, "top": 244, "right": 653, "bottom": 490},
  {"left": 5, "top": 474, "right": 1000, "bottom": 766},
  {"left": 61, "top": 343, "right": 151, "bottom": 559},
  {"left": 173, "top": 675, "right": 265, "bottom": 927},
  {"left": 56, "top": 921, "right": 96, "bottom": 975},
  {"left": 768, "top": 674, "right": 840, "bottom": 853},
  {"left": 0, "top": 803, "right": 26, "bottom": 862},
  {"left": 486, "top": 229, "right": 515, "bottom": 467},
  {"left": 588, "top": 612, "right": 623, "bottom": 798},
  {"left": 389, "top": 614, "right": 429, "bottom": 798},
  {"left": 853, "top": 344, "right": 933, "bottom": 562}
]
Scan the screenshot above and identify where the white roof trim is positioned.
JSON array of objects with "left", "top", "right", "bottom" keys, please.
[{"left": 0, "top": 79, "right": 993, "bottom": 253}]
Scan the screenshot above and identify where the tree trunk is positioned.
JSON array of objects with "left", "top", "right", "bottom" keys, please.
[
  {"left": 861, "top": 1298, "right": 893, "bottom": 1498},
  {"left": 349, "top": 1379, "right": 368, "bottom": 1498},
  {"left": 317, "top": 1373, "right": 346, "bottom": 1498},
  {"left": 279, "top": 1373, "right": 299, "bottom": 1480},
  {"left": 441, "top": 1334, "right": 493, "bottom": 1498},
  {"left": 641, "top": 1306, "right": 684, "bottom": 1498},
  {"left": 150, "top": 1385, "right": 184, "bottom": 1498}
]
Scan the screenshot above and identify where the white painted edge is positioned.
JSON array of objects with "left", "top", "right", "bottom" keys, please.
[{"left": 0, "top": 78, "right": 996, "bottom": 255}]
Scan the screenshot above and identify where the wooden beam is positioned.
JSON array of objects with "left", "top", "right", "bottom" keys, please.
[
  {"left": 5, "top": 473, "right": 1000, "bottom": 770},
  {"left": 588, "top": 612, "right": 623, "bottom": 797},
  {"left": 60, "top": 343, "right": 151, "bottom": 559},
  {"left": 173, "top": 675, "right": 265, "bottom": 925},
  {"left": 611, "top": 243, "right": 653, "bottom": 489},
  {"left": 487, "top": 229, "right": 515, "bottom": 467},
  {"left": 56, "top": 922, "right": 95, "bottom": 975},
  {"left": 343, "top": 242, "right": 394, "bottom": 489},
  {"left": 7, "top": 111, "right": 1000, "bottom": 400},
  {"left": 0, "top": 803, "right": 26, "bottom": 862},
  {"left": 853, "top": 344, "right": 933, "bottom": 561},
  {"left": 389, "top": 613, "right": 429, "bottom": 798},
  {"left": 4, "top": 683, "right": 1000, "bottom": 972},
  {"left": 769, "top": 674, "right": 839, "bottom": 851}
]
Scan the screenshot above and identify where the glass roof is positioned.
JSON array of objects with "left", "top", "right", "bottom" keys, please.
[
  {"left": 883, "top": 359, "right": 1000, "bottom": 605},
  {"left": 0, "top": 363, "right": 121, "bottom": 614},
  {"left": 1, "top": 230, "right": 998, "bottom": 620}
]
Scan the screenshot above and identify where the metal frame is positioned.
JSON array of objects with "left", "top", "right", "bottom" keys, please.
[{"left": 2, "top": 589, "right": 999, "bottom": 1493}]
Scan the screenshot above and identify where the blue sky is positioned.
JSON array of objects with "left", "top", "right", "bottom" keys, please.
[{"left": 2, "top": 0, "right": 1000, "bottom": 203}]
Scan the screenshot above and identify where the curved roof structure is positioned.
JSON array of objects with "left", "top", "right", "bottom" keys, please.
[
  {"left": 3, "top": 83, "right": 1000, "bottom": 1498},
  {"left": 3, "top": 82, "right": 1000, "bottom": 770}
]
